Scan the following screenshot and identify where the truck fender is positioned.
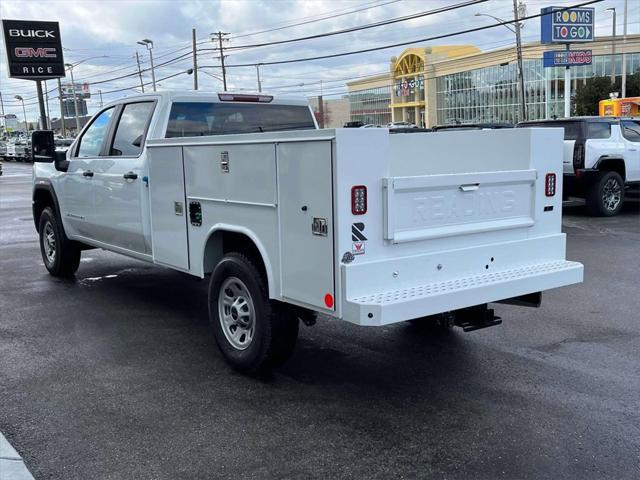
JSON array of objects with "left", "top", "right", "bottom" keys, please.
[
  {"left": 594, "top": 156, "right": 626, "bottom": 180},
  {"left": 32, "top": 180, "right": 62, "bottom": 233},
  {"left": 201, "top": 224, "right": 277, "bottom": 299}
]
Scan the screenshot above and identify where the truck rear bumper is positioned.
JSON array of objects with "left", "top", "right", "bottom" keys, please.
[{"left": 342, "top": 259, "right": 583, "bottom": 326}]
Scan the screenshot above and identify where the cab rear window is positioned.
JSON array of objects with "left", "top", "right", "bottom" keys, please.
[
  {"left": 518, "top": 121, "right": 582, "bottom": 140},
  {"left": 166, "top": 102, "right": 316, "bottom": 138}
]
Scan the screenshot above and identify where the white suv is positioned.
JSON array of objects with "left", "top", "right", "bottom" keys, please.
[{"left": 518, "top": 117, "right": 640, "bottom": 216}]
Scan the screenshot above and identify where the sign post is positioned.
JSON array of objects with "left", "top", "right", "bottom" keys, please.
[
  {"left": 2, "top": 19, "right": 66, "bottom": 130},
  {"left": 541, "top": 6, "right": 595, "bottom": 118}
]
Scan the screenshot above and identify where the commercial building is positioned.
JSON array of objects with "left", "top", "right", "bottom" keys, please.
[{"left": 347, "top": 35, "right": 640, "bottom": 127}]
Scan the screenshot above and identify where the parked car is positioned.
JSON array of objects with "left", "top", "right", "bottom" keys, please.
[
  {"left": 517, "top": 117, "right": 640, "bottom": 216},
  {"left": 343, "top": 121, "right": 364, "bottom": 128},
  {"left": 433, "top": 123, "right": 514, "bottom": 131},
  {"left": 360, "top": 124, "right": 381, "bottom": 128},
  {"left": 386, "top": 121, "right": 417, "bottom": 129}
]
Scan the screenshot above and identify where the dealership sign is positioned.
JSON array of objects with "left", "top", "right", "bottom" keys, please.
[
  {"left": 541, "top": 7, "right": 594, "bottom": 43},
  {"left": 2, "top": 19, "right": 65, "bottom": 79},
  {"left": 61, "top": 83, "right": 91, "bottom": 99},
  {"left": 543, "top": 49, "right": 592, "bottom": 67}
]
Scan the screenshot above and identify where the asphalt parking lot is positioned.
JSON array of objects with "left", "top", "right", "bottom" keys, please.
[{"left": 1, "top": 161, "right": 639, "bottom": 479}]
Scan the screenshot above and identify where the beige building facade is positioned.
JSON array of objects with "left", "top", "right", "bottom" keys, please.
[{"left": 347, "top": 35, "right": 640, "bottom": 127}]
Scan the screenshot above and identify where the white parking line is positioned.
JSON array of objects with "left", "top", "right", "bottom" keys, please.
[{"left": 0, "top": 432, "right": 35, "bottom": 480}]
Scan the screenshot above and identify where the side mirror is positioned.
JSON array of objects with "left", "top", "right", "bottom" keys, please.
[{"left": 31, "top": 130, "right": 55, "bottom": 162}]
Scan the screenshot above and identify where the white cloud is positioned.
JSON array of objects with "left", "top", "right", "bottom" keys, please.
[{"left": 1, "top": 0, "right": 638, "bottom": 123}]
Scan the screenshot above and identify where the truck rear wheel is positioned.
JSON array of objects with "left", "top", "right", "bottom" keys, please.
[
  {"left": 208, "top": 253, "right": 298, "bottom": 372},
  {"left": 38, "top": 207, "right": 81, "bottom": 277},
  {"left": 586, "top": 171, "right": 624, "bottom": 216}
]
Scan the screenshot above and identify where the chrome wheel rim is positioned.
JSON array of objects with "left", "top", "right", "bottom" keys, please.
[
  {"left": 43, "top": 221, "right": 56, "bottom": 264},
  {"left": 218, "top": 277, "right": 255, "bottom": 350},
  {"left": 602, "top": 177, "right": 622, "bottom": 211}
]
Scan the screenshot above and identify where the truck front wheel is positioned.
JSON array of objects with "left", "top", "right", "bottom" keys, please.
[
  {"left": 208, "top": 253, "right": 298, "bottom": 372},
  {"left": 38, "top": 207, "right": 81, "bottom": 277},
  {"left": 586, "top": 171, "right": 624, "bottom": 216}
]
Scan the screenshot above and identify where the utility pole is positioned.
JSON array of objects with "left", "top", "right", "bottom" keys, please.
[
  {"left": 213, "top": 31, "right": 229, "bottom": 91},
  {"left": 135, "top": 51, "right": 145, "bottom": 93},
  {"left": 192, "top": 28, "right": 199, "bottom": 90},
  {"left": 621, "top": 0, "right": 628, "bottom": 98},
  {"left": 64, "top": 63, "right": 81, "bottom": 133},
  {"left": 606, "top": 8, "right": 617, "bottom": 83},
  {"left": 99, "top": 89, "right": 103, "bottom": 107},
  {"left": 44, "top": 80, "right": 51, "bottom": 128},
  {"left": 317, "top": 95, "right": 324, "bottom": 128},
  {"left": 57, "top": 78, "right": 66, "bottom": 137},
  {"left": 0, "top": 91, "right": 5, "bottom": 133},
  {"left": 513, "top": 0, "right": 527, "bottom": 121},
  {"left": 256, "top": 65, "right": 262, "bottom": 92}
]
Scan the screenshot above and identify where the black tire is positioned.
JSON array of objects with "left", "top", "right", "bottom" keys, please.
[
  {"left": 208, "top": 253, "right": 299, "bottom": 372},
  {"left": 586, "top": 171, "right": 624, "bottom": 217},
  {"left": 38, "top": 207, "right": 81, "bottom": 277}
]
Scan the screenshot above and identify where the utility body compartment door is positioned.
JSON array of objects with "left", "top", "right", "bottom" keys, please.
[
  {"left": 277, "top": 141, "right": 335, "bottom": 311},
  {"left": 147, "top": 146, "right": 190, "bottom": 270}
]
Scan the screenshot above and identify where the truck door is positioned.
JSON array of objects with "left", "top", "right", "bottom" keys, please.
[
  {"left": 91, "top": 101, "right": 155, "bottom": 254},
  {"left": 61, "top": 106, "right": 115, "bottom": 239},
  {"left": 620, "top": 120, "right": 640, "bottom": 181},
  {"left": 277, "top": 141, "right": 335, "bottom": 311}
]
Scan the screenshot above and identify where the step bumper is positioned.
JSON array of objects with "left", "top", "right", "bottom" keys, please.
[{"left": 342, "top": 260, "right": 583, "bottom": 326}]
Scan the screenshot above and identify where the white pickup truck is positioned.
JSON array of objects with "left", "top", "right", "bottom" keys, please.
[{"left": 31, "top": 91, "right": 583, "bottom": 372}]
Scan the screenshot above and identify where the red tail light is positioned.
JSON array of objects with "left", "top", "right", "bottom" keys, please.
[
  {"left": 545, "top": 173, "right": 556, "bottom": 197},
  {"left": 351, "top": 185, "right": 367, "bottom": 215}
]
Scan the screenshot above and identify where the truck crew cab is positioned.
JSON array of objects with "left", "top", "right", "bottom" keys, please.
[{"left": 31, "top": 91, "right": 583, "bottom": 372}]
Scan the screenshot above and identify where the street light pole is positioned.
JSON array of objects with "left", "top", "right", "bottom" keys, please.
[
  {"left": 475, "top": 8, "right": 526, "bottom": 121},
  {"left": 256, "top": 64, "right": 262, "bottom": 92},
  {"left": 513, "top": 0, "right": 526, "bottom": 121},
  {"left": 15, "top": 95, "right": 28, "bottom": 133},
  {"left": 621, "top": 0, "right": 628, "bottom": 98},
  {"left": 65, "top": 63, "right": 81, "bottom": 133},
  {"left": 138, "top": 39, "right": 156, "bottom": 92},
  {"left": 606, "top": 8, "right": 617, "bottom": 84}
]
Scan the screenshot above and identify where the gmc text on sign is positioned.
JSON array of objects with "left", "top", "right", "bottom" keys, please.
[{"left": 2, "top": 19, "right": 65, "bottom": 79}]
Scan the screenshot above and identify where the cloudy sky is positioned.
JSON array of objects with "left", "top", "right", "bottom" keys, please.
[{"left": 1, "top": 0, "right": 638, "bottom": 124}]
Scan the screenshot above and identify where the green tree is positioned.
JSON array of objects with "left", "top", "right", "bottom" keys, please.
[{"left": 573, "top": 70, "right": 640, "bottom": 116}]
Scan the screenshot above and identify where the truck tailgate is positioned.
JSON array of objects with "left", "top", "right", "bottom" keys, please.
[{"left": 383, "top": 169, "right": 536, "bottom": 243}]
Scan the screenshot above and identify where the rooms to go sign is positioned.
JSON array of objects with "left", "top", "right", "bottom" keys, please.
[{"left": 541, "top": 6, "right": 595, "bottom": 44}]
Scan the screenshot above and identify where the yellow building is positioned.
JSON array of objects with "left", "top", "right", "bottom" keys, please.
[{"left": 347, "top": 35, "right": 640, "bottom": 127}]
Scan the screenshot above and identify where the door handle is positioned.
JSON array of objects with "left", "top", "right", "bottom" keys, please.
[
  {"left": 82, "top": 170, "right": 94, "bottom": 177},
  {"left": 123, "top": 171, "right": 138, "bottom": 180},
  {"left": 459, "top": 183, "right": 479, "bottom": 192}
]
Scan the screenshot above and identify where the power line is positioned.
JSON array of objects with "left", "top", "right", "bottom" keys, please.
[
  {"left": 223, "top": 0, "right": 606, "bottom": 68},
  {"left": 199, "top": 0, "right": 487, "bottom": 53}
]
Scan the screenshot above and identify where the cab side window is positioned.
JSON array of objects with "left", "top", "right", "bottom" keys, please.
[
  {"left": 110, "top": 102, "right": 155, "bottom": 156},
  {"left": 586, "top": 122, "right": 611, "bottom": 139},
  {"left": 76, "top": 107, "right": 114, "bottom": 157},
  {"left": 621, "top": 120, "right": 640, "bottom": 142}
]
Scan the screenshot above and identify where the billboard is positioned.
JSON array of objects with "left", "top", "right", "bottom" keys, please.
[
  {"left": 3, "top": 114, "right": 19, "bottom": 132},
  {"left": 2, "top": 19, "right": 65, "bottom": 79},
  {"left": 62, "top": 99, "right": 88, "bottom": 117},
  {"left": 60, "top": 83, "right": 91, "bottom": 99},
  {"left": 543, "top": 50, "right": 592, "bottom": 67},
  {"left": 541, "top": 7, "right": 594, "bottom": 44}
]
